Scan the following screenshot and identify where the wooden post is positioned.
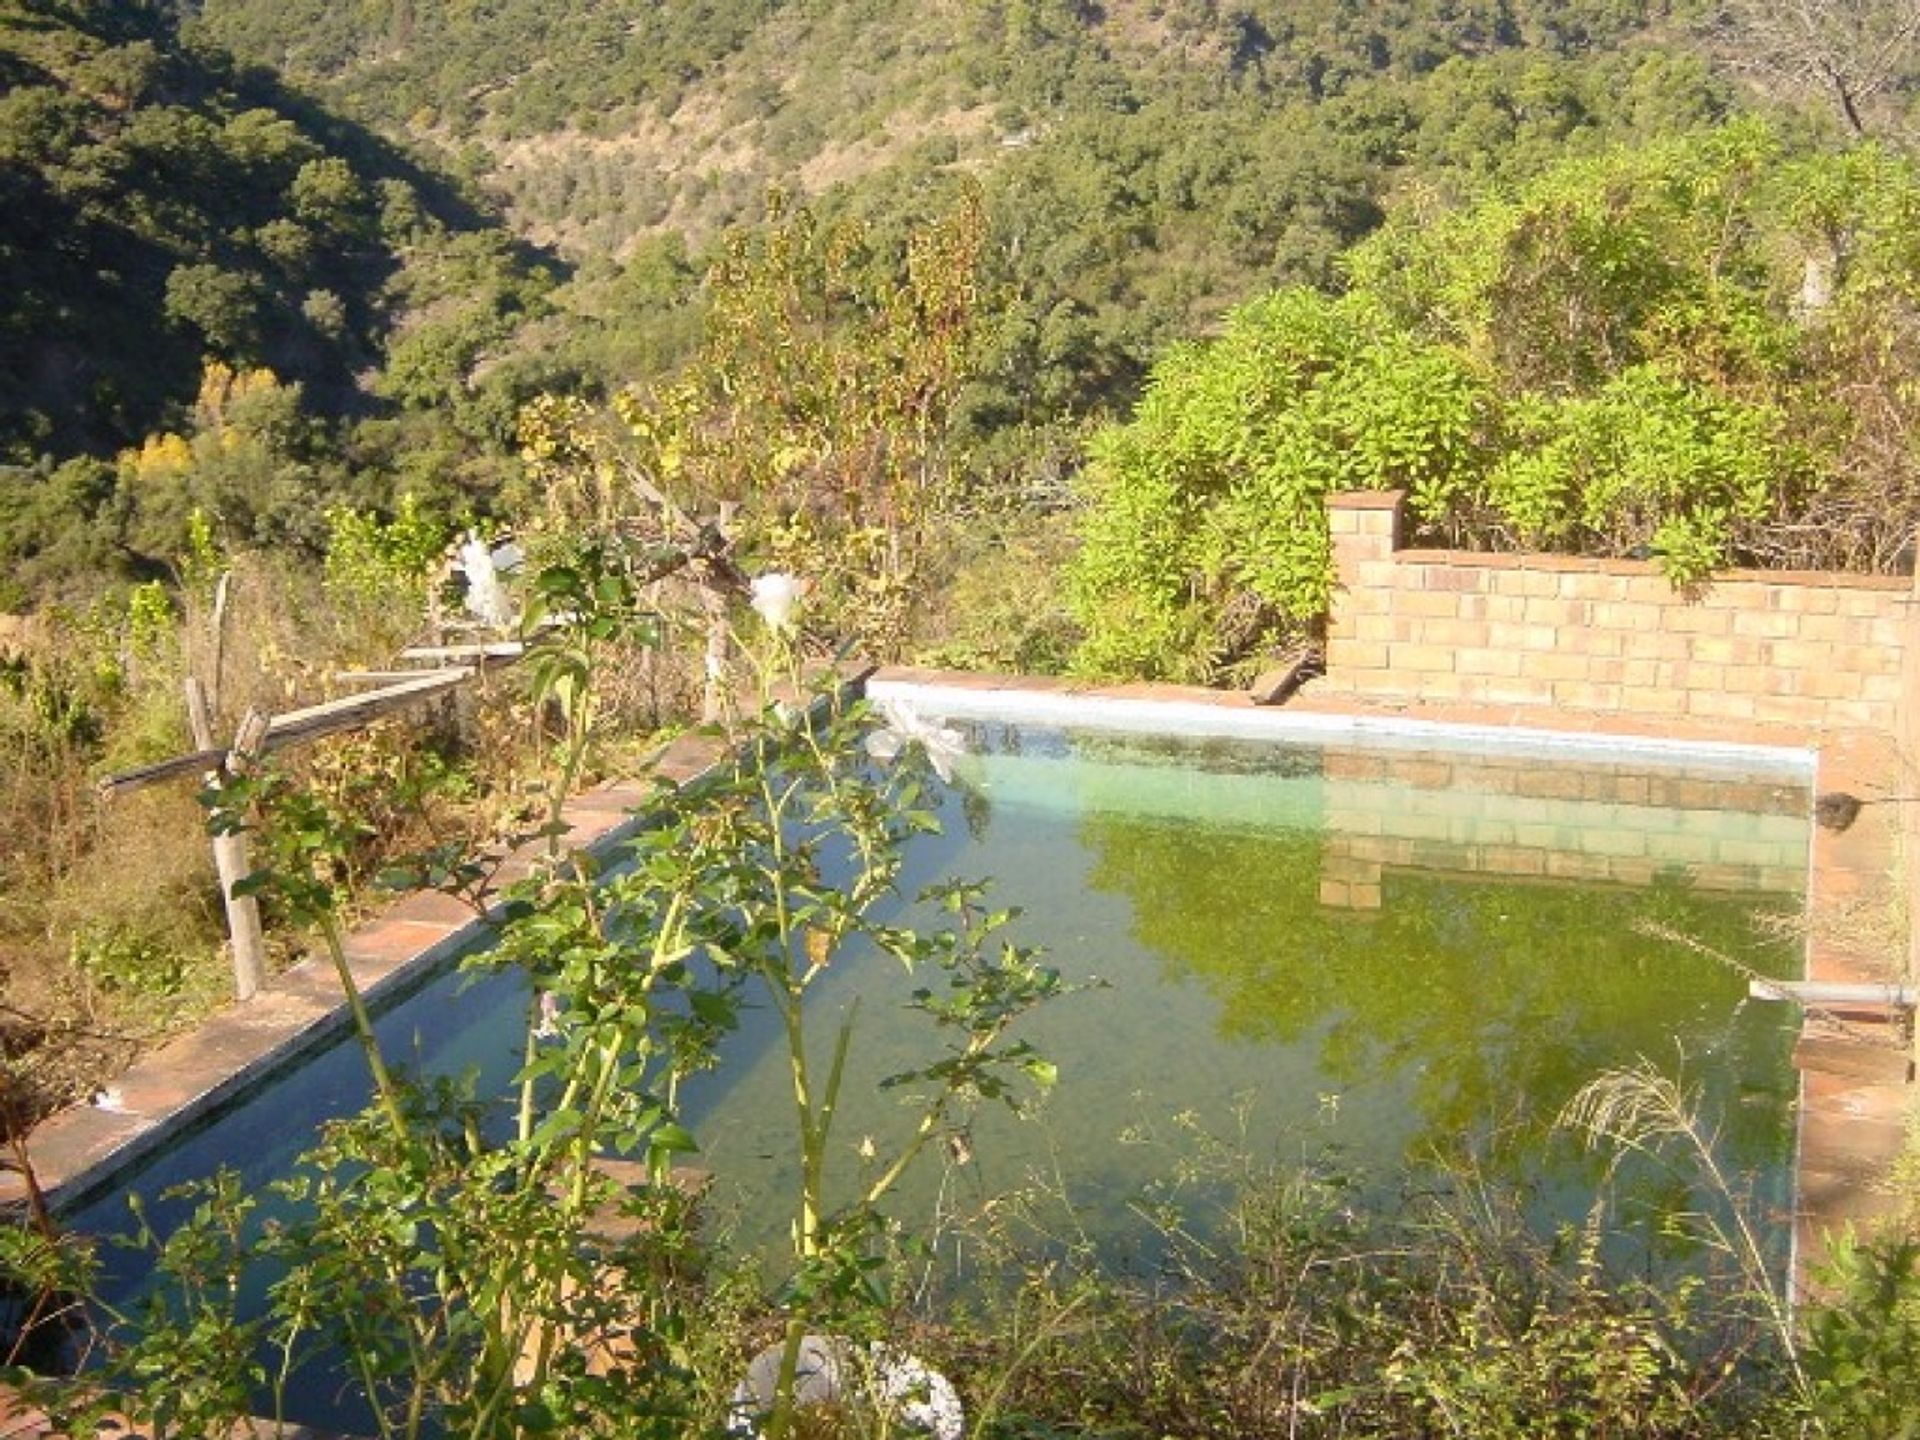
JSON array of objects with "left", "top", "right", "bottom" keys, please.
[
  {"left": 186, "top": 678, "right": 268, "bottom": 1002},
  {"left": 701, "top": 592, "right": 729, "bottom": 725},
  {"left": 208, "top": 570, "right": 230, "bottom": 714}
]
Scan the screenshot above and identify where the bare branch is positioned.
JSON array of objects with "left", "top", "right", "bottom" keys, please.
[{"left": 1710, "top": 0, "right": 1920, "bottom": 137}]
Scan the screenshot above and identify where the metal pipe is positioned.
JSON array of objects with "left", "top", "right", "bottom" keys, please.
[{"left": 1748, "top": 978, "right": 1917, "bottom": 1007}]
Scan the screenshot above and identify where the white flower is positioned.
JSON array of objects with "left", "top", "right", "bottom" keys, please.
[
  {"left": 458, "top": 533, "right": 515, "bottom": 630},
  {"left": 864, "top": 698, "right": 966, "bottom": 783},
  {"left": 749, "top": 572, "right": 805, "bottom": 634}
]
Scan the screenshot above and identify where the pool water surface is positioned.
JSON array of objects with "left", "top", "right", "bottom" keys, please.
[{"left": 677, "top": 717, "right": 1807, "bottom": 1267}]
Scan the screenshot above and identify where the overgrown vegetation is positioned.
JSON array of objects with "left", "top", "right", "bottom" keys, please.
[
  {"left": 2, "top": 539, "right": 1914, "bottom": 1439},
  {"left": 1069, "top": 123, "right": 1920, "bottom": 680},
  {"left": 0, "top": 504, "right": 531, "bottom": 1132},
  {"left": 4, "top": 519, "right": 1073, "bottom": 1438}
]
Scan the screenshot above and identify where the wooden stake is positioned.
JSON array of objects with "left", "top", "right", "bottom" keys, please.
[
  {"left": 208, "top": 571, "right": 230, "bottom": 714},
  {"left": 186, "top": 678, "right": 268, "bottom": 1003}
]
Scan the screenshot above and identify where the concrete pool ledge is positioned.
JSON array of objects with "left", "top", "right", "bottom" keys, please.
[
  {"left": 871, "top": 667, "right": 1821, "bottom": 773},
  {"left": 1796, "top": 725, "right": 1915, "bottom": 1284},
  {"left": 0, "top": 738, "right": 715, "bottom": 1218}
]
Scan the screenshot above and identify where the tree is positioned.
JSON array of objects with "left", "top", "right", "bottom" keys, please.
[
  {"left": 116, "top": 364, "right": 334, "bottom": 559},
  {"left": 521, "top": 188, "right": 995, "bottom": 657},
  {"left": 163, "top": 263, "right": 266, "bottom": 358},
  {"left": 288, "top": 156, "right": 372, "bottom": 240}
]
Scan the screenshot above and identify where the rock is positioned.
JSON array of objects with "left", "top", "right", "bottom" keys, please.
[{"left": 1814, "top": 791, "right": 1863, "bottom": 832}]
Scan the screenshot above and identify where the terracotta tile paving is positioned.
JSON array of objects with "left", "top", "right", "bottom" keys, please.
[
  {"left": 260, "top": 959, "right": 351, "bottom": 1005},
  {"left": 335, "top": 917, "right": 452, "bottom": 964},
  {"left": 377, "top": 887, "right": 484, "bottom": 929},
  {"left": 0, "top": 1386, "right": 359, "bottom": 1439},
  {"left": 343, "top": 915, "right": 484, "bottom": 976},
  {"left": 562, "top": 784, "right": 645, "bottom": 812}
]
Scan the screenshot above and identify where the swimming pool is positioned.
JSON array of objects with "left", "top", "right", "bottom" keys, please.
[
  {"left": 71, "top": 688, "right": 1807, "bottom": 1228},
  {"left": 62, "top": 685, "right": 1812, "bottom": 1421}
]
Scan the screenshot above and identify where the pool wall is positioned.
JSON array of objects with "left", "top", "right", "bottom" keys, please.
[
  {"left": 865, "top": 674, "right": 1814, "bottom": 905},
  {"left": 1316, "top": 748, "right": 1807, "bottom": 909}
]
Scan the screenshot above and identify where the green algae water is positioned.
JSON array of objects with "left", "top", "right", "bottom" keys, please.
[
  {"left": 678, "top": 718, "right": 1806, "bottom": 1274},
  {"left": 69, "top": 715, "right": 1807, "bottom": 1274}
]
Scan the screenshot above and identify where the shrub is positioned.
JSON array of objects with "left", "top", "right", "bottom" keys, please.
[
  {"left": 1066, "top": 289, "right": 1488, "bottom": 681},
  {"left": 1068, "top": 124, "right": 1920, "bottom": 680}
]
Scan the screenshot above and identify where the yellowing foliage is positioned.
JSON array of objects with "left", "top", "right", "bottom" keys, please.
[
  {"left": 193, "top": 362, "right": 286, "bottom": 440},
  {"left": 122, "top": 431, "right": 194, "bottom": 485}
]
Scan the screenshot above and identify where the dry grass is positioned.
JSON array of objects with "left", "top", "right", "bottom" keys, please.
[{"left": 0, "top": 556, "right": 584, "bottom": 1139}]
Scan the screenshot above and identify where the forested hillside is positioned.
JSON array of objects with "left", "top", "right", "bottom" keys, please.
[
  {"left": 0, "top": 0, "right": 558, "bottom": 600},
  {"left": 10, "top": 0, "right": 1917, "bottom": 612},
  {"left": 185, "top": 0, "right": 1752, "bottom": 426}
]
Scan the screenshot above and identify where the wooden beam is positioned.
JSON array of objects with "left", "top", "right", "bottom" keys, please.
[
  {"left": 98, "top": 669, "right": 474, "bottom": 799},
  {"left": 397, "top": 642, "right": 526, "bottom": 661},
  {"left": 1247, "top": 644, "right": 1317, "bottom": 706}
]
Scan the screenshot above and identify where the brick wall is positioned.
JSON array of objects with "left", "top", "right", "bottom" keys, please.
[{"left": 1326, "top": 491, "right": 1914, "bottom": 733}]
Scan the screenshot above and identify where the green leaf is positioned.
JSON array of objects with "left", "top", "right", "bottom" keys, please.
[{"left": 649, "top": 1122, "right": 698, "bottom": 1154}]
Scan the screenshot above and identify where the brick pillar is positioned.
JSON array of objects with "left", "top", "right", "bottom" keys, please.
[
  {"left": 1325, "top": 490, "right": 1406, "bottom": 683},
  {"left": 1902, "top": 565, "right": 1920, "bottom": 991}
]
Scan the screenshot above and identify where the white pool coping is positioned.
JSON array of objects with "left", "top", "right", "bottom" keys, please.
[{"left": 866, "top": 678, "right": 1820, "bottom": 779}]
